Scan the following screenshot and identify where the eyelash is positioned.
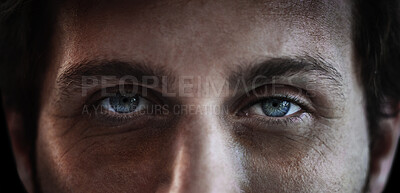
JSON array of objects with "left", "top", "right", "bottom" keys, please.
[
  {"left": 237, "top": 94, "right": 309, "bottom": 124},
  {"left": 86, "top": 85, "right": 312, "bottom": 125},
  {"left": 84, "top": 86, "right": 162, "bottom": 123},
  {"left": 243, "top": 94, "right": 306, "bottom": 111}
]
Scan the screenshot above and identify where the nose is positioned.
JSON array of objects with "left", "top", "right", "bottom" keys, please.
[{"left": 167, "top": 114, "right": 243, "bottom": 193}]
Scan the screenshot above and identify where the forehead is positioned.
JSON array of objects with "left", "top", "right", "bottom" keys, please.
[{"left": 54, "top": 0, "right": 352, "bottom": 75}]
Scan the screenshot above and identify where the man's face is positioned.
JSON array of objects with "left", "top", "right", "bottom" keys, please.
[{"left": 36, "top": 0, "right": 369, "bottom": 192}]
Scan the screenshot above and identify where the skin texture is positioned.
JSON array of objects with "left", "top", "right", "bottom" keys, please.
[
  {"left": 6, "top": 0, "right": 400, "bottom": 192},
  {"left": 36, "top": 0, "right": 368, "bottom": 192}
]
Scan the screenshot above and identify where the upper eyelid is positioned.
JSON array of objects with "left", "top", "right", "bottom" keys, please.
[
  {"left": 231, "top": 84, "right": 315, "bottom": 114},
  {"left": 259, "top": 95, "right": 305, "bottom": 109},
  {"left": 86, "top": 85, "right": 164, "bottom": 107},
  {"left": 242, "top": 95, "right": 305, "bottom": 114}
]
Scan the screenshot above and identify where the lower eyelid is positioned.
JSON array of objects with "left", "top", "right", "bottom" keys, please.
[{"left": 236, "top": 112, "right": 312, "bottom": 132}]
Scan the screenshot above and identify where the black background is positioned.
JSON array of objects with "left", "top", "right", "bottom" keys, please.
[{"left": 1, "top": 100, "right": 399, "bottom": 192}]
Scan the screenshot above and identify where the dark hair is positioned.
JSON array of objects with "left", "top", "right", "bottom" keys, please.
[
  {"left": 0, "top": 0, "right": 399, "bottom": 158},
  {"left": 353, "top": 0, "right": 400, "bottom": 141},
  {"left": 0, "top": 0, "right": 56, "bottom": 119}
]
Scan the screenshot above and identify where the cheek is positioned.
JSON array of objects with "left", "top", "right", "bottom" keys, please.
[
  {"left": 36, "top": 115, "right": 176, "bottom": 192},
  {"left": 239, "top": 108, "right": 369, "bottom": 192},
  {"left": 35, "top": 103, "right": 369, "bottom": 193}
]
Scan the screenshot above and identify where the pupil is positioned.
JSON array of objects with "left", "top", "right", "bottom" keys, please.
[{"left": 109, "top": 94, "right": 139, "bottom": 113}]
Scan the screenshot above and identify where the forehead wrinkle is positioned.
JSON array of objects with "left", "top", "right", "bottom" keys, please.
[
  {"left": 253, "top": 0, "right": 352, "bottom": 41},
  {"left": 54, "top": 0, "right": 353, "bottom": 89},
  {"left": 64, "top": 0, "right": 211, "bottom": 19},
  {"left": 254, "top": 0, "right": 351, "bottom": 21}
]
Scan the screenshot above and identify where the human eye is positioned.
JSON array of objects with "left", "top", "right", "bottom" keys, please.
[
  {"left": 247, "top": 97, "right": 302, "bottom": 117},
  {"left": 86, "top": 85, "right": 167, "bottom": 123},
  {"left": 236, "top": 85, "right": 314, "bottom": 128}
]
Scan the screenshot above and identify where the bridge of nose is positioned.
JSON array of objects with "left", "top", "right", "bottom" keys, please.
[{"left": 165, "top": 112, "right": 244, "bottom": 193}]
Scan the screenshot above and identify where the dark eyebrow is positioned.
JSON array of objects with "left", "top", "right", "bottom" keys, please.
[
  {"left": 57, "top": 60, "right": 175, "bottom": 94},
  {"left": 57, "top": 56, "right": 344, "bottom": 98},
  {"left": 228, "top": 55, "right": 344, "bottom": 90}
]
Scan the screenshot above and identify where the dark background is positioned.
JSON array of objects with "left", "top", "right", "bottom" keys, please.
[{"left": 0, "top": 99, "right": 399, "bottom": 192}]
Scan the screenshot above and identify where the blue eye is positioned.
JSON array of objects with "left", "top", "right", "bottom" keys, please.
[
  {"left": 101, "top": 93, "right": 147, "bottom": 114},
  {"left": 261, "top": 98, "right": 301, "bottom": 117},
  {"left": 261, "top": 99, "right": 290, "bottom": 117},
  {"left": 247, "top": 98, "right": 301, "bottom": 117},
  {"left": 109, "top": 94, "right": 139, "bottom": 113}
]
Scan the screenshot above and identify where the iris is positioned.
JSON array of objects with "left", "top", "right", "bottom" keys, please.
[
  {"left": 261, "top": 99, "right": 291, "bottom": 117},
  {"left": 109, "top": 94, "right": 139, "bottom": 113}
]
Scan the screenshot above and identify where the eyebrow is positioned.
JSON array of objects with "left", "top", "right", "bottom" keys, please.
[
  {"left": 57, "top": 60, "right": 176, "bottom": 95},
  {"left": 228, "top": 55, "right": 344, "bottom": 90},
  {"left": 57, "top": 55, "right": 344, "bottom": 97}
]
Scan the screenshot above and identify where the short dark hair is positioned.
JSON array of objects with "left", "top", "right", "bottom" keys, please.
[
  {"left": 353, "top": 0, "right": 400, "bottom": 141},
  {"left": 0, "top": 0, "right": 57, "bottom": 120},
  {"left": 0, "top": 1, "right": 58, "bottom": 169},
  {"left": 0, "top": 0, "right": 399, "bottom": 142}
]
